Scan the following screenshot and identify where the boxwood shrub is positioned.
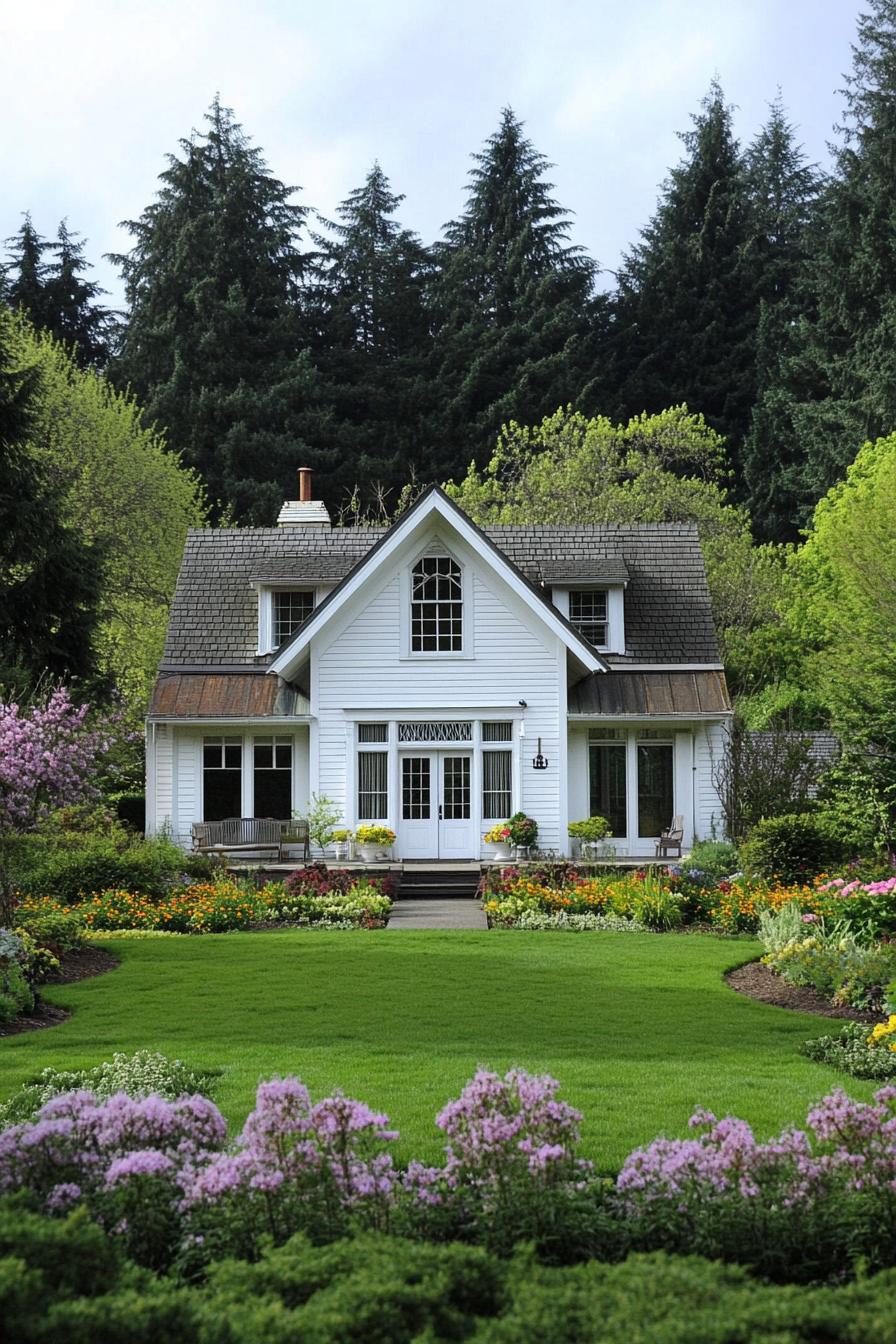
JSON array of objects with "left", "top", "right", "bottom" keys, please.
[{"left": 739, "top": 813, "right": 851, "bottom": 883}]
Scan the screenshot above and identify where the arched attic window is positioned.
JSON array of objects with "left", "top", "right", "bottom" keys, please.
[{"left": 410, "top": 553, "right": 463, "bottom": 652}]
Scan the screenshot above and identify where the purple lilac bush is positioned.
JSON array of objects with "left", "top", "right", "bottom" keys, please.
[{"left": 0, "top": 687, "right": 116, "bottom": 832}]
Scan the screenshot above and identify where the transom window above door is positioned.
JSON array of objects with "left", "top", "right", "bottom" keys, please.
[{"left": 411, "top": 555, "right": 462, "bottom": 652}]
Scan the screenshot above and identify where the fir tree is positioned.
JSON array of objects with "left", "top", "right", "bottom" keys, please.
[
  {"left": 611, "top": 82, "right": 754, "bottom": 478},
  {"left": 309, "top": 163, "right": 433, "bottom": 503},
  {"left": 741, "top": 96, "right": 821, "bottom": 540},
  {"left": 5, "top": 216, "right": 113, "bottom": 369},
  {"left": 110, "top": 97, "right": 326, "bottom": 522},
  {"left": 44, "top": 221, "right": 114, "bottom": 368},
  {"left": 430, "top": 108, "right": 597, "bottom": 481},
  {"left": 790, "top": 0, "right": 896, "bottom": 511},
  {"left": 4, "top": 214, "right": 54, "bottom": 331}
]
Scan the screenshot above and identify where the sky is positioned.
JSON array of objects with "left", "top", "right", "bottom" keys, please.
[{"left": 1, "top": 0, "right": 867, "bottom": 305}]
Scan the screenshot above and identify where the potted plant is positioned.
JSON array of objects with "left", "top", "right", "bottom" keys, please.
[
  {"left": 330, "top": 828, "right": 353, "bottom": 861},
  {"left": 355, "top": 824, "right": 396, "bottom": 862},
  {"left": 568, "top": 815, "right": 612, "bottom": 860},
  {"left": 483, "top": 821, "right": 513, "bottom": 861},
  {"left": 297, "top": 794, "right": 344, "bottom": 858},
  {"left": 507, "top": 812, "right": 538, "bottom": 855}
]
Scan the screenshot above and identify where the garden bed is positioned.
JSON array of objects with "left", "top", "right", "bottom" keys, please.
[
  {"left": 726, "top": 960, "right": 880, "bottom": 1023},
  {"left": 0, "top": 945, "right": 118, "bottom": 1037}
]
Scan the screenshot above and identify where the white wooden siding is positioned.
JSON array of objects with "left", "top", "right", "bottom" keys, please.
[
  {"left": 694, "top": 721, "right": 728, "bottom": 841},
  {"left": 314, "top": 540, "right": 564, "bottom": 851}
]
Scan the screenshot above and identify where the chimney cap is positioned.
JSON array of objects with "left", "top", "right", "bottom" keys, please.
[{"left": 297, "top": 466, "right": 313, "bottom": 502}]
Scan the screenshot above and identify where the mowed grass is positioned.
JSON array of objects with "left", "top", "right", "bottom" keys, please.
[{"left": 0, "top": 930, "right": 876, "bottom": 1168}]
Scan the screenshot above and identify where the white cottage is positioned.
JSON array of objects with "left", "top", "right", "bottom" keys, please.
[{"left": 146, "top": 474, "right": 732, "bottom": 858}]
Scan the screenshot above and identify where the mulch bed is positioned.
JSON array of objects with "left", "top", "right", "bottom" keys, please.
[
  {"left": 0, "top": 946, "right": 119, "bottom": 1038},
  {"left": 726, "top": 960, "right": 880, "bottom": 1024}
]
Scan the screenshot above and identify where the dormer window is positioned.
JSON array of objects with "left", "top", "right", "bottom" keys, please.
[
  {"left": 411, "top": 555, "right": 462, "bottom": 652},
  {"left": 569, "top": 590, "right": 608, "bottom": 647},
  {"left": 273, "top": 590, "right": 314, "bottom": 647}
]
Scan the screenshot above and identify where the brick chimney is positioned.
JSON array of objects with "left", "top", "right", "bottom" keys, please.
[{"left": 277, "top": 465, "right": 331, "bottom": 528}]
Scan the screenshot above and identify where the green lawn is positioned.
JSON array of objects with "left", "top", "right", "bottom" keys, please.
[{"left": 0, "top": 930, "right": 875, "bottom": 1168}]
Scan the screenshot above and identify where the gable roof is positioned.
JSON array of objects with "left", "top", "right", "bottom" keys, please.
[
  {"left": 160, "top": 502, "right": 721, "bottom": 669},
  {"left": 267, "top": 486, "right": 607, "bottom": 678}
]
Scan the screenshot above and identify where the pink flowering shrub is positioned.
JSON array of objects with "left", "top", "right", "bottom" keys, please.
[
  {"left": 0, "top": 1088, "right": 227, "bottom": 1268},
  {"left": 618, "top": 1086, "right": 896, "bottom": 1278},
  {"left": 400, "top": 1068, "right": 606, "bottom": 1256},
  {"left": 182, "top": 1077, "right": 399, "bottom": 1257}
]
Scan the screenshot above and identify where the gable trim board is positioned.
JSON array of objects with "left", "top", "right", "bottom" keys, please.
[
  {"left": 148, "top": 487, "right": 732, "bottom": 854},
  {"left": 268, "top": 486, "right": 607, "bottom": 682}
]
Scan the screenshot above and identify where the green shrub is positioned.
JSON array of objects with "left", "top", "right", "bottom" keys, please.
[
  {"left": 800, "top": 1021, "right": 896, "bottom": 1081},
  {"left": 685, "top": 840, "right": 739, "bottom": 880},
  {"left": 0, "top": 1050, "right": 219, "bottom": 1128},
  {"left": 12, "top": 905, "right": 87, "bottom": 953},
  {"left": 740, "top": 813, "right": 850, "bottom": 883},
  {"left": 0, "top": 958, "right": 33, "bottom": 1023},
  {"left": 107, "top": 792, "right": 146, "bottom": 834},
  {"left": 16, "top": 835, "right": 211, "bottom": 904},
  {"left": 762, "top": 930, "right": 896, "bottom": 1010}
]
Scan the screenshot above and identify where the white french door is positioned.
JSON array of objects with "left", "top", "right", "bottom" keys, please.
[{"left": 399, "top": 752, "right": 474, "bottom": 858}]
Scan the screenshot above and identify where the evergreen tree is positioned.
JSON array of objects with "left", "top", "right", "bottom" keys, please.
[
  {"left": 611, "top": 82, "right": 754, "bottom": 478},
  {"left": 309, "top": 163, "right": 433, "bottom": 503},
  {"left": 110, "top": 98, "right": 326, "bottom": 522},
  {"left": 4, "top": 214, "right": 55, "bottom": 331},
  {"left": 775, "top": 0, "right": 896, "bottom": 516},
  {"left": 0, "top": 309, "right": 102, "bottom": 687},
  {"left": 431, "top": 108, "right": 597, "bottom": 481},
  {"left": 44, "top": 221, "right": 114, "bottom": 368},
  {"left": 741, "top": 97, "right": 821, "bottom": 540},
  {"left": 5, "top": 216, "right": 113, "bottom": 369}
]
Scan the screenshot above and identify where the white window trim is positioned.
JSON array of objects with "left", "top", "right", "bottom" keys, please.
[
  {"left": 255, "top": 584, "right": 328, "bottom": 655},
  {"left": 553, "top": 584, "right": 625, "bottom": 655},
  {"left": 398, "top": 543, "right": 475, "bottom": 660}
]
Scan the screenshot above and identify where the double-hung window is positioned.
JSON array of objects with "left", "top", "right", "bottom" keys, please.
[
  {"left": 569, "top": 590, "right": 608, "bottom": 647},
  {"left": 203, "top": 736, "right": 242, "bottom": 821},
  {"left": 273, "top": 590, "right": 314, "bottom": 647},
  {"left": 411, "top": 556, "right": 462, "bottom": 652}
]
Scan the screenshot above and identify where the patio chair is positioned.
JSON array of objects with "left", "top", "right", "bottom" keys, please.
[{"left": 655, "top": 815, "right": 684, "bottom": 859}]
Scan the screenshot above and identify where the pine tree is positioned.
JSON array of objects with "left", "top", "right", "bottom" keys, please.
[
  {"left": 309, "top": 163, "right": 433, "bottom": 503},
  {"left": 0, "top": 309, "right": 102, "bottom": 687},
  {"left": 430, "top": 108, "right": 597, "bottom": 480},
  {"left": 741, "top": 97, "right": 821, "bottom": 540},
  {"left": 110, "top": 98, "right": 326, "bottom": 522},
  {"left": 611, "top": 82, "right": 754, "bottom": 478}
]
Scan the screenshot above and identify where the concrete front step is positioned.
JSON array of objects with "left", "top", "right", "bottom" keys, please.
[{"left": 387, "top": 898, "right": 488, "bottom": 930}]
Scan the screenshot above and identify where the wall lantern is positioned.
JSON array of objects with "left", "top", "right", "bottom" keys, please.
[{"left": 532, "top": 736, "right": 549, "bottom": 770}]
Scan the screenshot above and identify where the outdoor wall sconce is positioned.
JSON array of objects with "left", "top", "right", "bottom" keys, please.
[{"left": 532, "top": 737, "right": 548, "bottom": 770}]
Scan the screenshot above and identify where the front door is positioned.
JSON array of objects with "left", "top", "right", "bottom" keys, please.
[{"left": 399, "top": 753, "right": 474, "bottom": 858}]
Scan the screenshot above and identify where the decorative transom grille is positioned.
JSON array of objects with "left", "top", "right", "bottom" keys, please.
[{"left": 398, "top": 721, "right": 472, "bottom": 742}]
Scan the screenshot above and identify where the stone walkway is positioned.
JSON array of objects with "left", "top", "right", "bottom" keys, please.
[{"left": 387, "top": 899, "right": 488, "bottom": 930}]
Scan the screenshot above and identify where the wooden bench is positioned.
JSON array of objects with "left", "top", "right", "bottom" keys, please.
[{"left": 191, "top": 818, "right": 310, "bottom": 862}]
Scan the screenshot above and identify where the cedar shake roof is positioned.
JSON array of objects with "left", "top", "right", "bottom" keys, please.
[{"left": 160, "top": 519, "right": 722, "bottom": 669}]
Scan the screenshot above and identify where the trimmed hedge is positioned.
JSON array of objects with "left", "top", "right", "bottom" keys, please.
[{"left": 5, "top": 1205, "right": 896, "bottom": 1344}]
